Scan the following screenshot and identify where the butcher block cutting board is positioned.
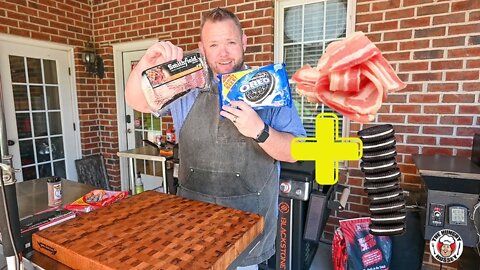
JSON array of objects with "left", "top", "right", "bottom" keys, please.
[{"left": 32, "top": 191, "right": 264, "bottom": 270}]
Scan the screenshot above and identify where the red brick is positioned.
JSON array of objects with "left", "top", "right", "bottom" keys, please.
[
  {"left": 457, "top": 149, "right": 473, "bottom": 157},
  {"left": 400, "top": 40, "right": 429, "bottom": 50},
  {"left": 423, "top": 126, "right": 454, "bottom": 135},
  {"left": 459, "top": 105, "right": 480, "bottom": 114},
  {"left": 398, "top": 62, "right": 427, "bottom": 72},
  {"left": 433, "top": 12, "right": 466, "bottom": 25},
  {"left": 376, "top": 42, "right": 398, "bottom": 52},
  {"left": 377, "top": 114, "right": 406, "bottom": 123},
  {"left": 431, "top": 60, "right": 463, "bottom": 70},
  {"left": 383, "top": 52, "right": 410, "bottom": 61},
  {"left": 442, "top": 94, "right": 476, "bottom": 103},
  {"left": 384, "top": 30, "right": 412, "bottom": 41},
  {"left": 397, "top": 144, "right": 420, "bottom": 155},
  {"left": 408, "top": 115, "right": 437, "bottom": 124},
  {"left": 371, "top": 0, "right": 401, "bottom": 11},
  {"left": 440, "top": 137, "right": 472, "bottom": 147},
  {"left": 433, "top": 37, "right": 466, "bottom": 48},
  {"left": 414, "top": 27, "right": 446, "bottom": 38},
  {"left": 422, "top": 147, "right": 453, "bottom": 156},
  {"left": 412, "top": 72, "right": 442, "bottom": 81},
  {"left": 449, "top": 23, "right": 480, "bottom": 35},
  {"left": 385, "top": 8, "right": 415, "bottom": 20},
  {"left": 463, "top": 82, "right": 480, "bottom": 91},
  {"left": 355, "top": 24, "right": 369, "bottom": 33},
  {"left": 407, "top": 135, "right": 436, "bottom": 145},
  {"left": 371, "top": 21, "right": 399, "bottom": 32},
  {"left": 457, "top": 127, "right": 480, "bottom": 137},
  {"left": 417, "top": 3, "right": 449, "bottom": 16},
  {"left": 409, "top": 94, "right": 440, "bottom": 103},
  {"left": 403, "top": 174, "right": 422, "bottom": 185},
  {"left": 356, "top": 3, "right": 370, "bottom": 13},
  {"left": 469, "top": 35, "right": 480, "bottom": 45},
  {"left": 255, "top": 1, "right": 273, "bottom": 9},
  {"left": 236, "top": 2, "right": 254, "bottom": 12},
  {"left": 394, "top": 125, "right": 420, "bottom": 134},
  {"left": 400, "top": 17, "right": 430, "bottom": 28},
  {"left": 403, "top": 0, "right": 435, "bottom": 6},
  {"left": 427, "top": 83, "right": 458, "bottom": 92},
  {"left": 470, "top": 10, "right": 480, "bottom": 21},
  {"left": 400, "top": 83, "right": 422, "bottom": 92},
  {"left": 448, "top": 47, "right": 480, "bottom": 58},
  {"left": 446, "top": 71, "right": 479, "bottom": 81},
  {"left": 392, "top": 104, "right": 421, "bottom": 113},
  {"left": 439, "top": 116, "right": 473, "bottom": 125},
  {"left": 414, "top": 49, "right": 445, "bottom": 60},
  {"left": 452, "top": 0, "right": 480, "bottom": 12},
  {"left": 398, "top": 163, "right": 418, "bottom": 174},
  {"left": 384, "top": 95, "right": 406, "bottom": 104},
  {"left": 424, "top": 105, "right": 456, "bottom": 114}
]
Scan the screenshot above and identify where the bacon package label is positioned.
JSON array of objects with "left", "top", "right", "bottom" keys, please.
[
  {"left": 141, "top": 50, "right": 208, "bottom": 115},
  {"left": 218, "top": 63, "right": 292, "bottom": 110}
]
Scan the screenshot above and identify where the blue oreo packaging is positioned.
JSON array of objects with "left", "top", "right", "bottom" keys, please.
[{"left": 218, "top": 63, "right": 292, "bottom": 110}]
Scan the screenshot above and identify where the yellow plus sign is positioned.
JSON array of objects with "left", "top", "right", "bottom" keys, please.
[{"left": 291, "top": 113, "right": 363, "bottom": 185}]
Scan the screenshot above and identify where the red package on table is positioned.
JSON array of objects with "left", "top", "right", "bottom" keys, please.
[{"left": 337, "top": 217, "right": 392, "bottom": 270}]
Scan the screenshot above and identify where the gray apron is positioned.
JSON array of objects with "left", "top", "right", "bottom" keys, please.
[{"left": 177, "top": 84, "right": 278, "bottom": 266}]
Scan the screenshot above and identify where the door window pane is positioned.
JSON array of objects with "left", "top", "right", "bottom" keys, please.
[
  {"left": 27, "top": 58, "right": 42, "bottom": 84},
  {"left": 13, "top": 85, "right": 28, "bottom": 111},
  {"left": 30, "top": 86, "right": 45, "bottom": 110},
  {"left": 53, "top": 161, "right": 66, "bottom": 178},
  {"left": 9, "top": 55, "right": 26, "bottom": 83},
  {"left": 304, "top": 2, "right": 325, "bottom": 42},
  {"left": 284, "top": 44, "right": 302, "bottom": 78},
  {"left": 325, "top": 0, "right": 347, "bottom": 39},
  {"left": 22, "top": 166, "right": 37, "bottom": 180},
  {"left": 36, "top": 138, "right": 51, "bottom": 162},
  {"left": 46, "top": 86, "right": 60, "bottom": 110},
  {"left": 32, "top": 112, "right": 48, "bottom": 137},
  {"left": 16, "top": 113, "right": 32, "bottom": 139},
  {"left": 19, "top": 140, "right": 34, "bottom": 166},
  {"left": 284, "top": 6, "right": 302, "bottom": 43},
  {"left": 49, "top": 112, "right": 62, "bottom": 135},
  {"left": 51, "top": 136, "right": 64, "bottom": 159},
  {"left": 43, "top": 59, "right": 58, "bottom": 84},
  {"left": 38, "top": 163, "right": 52, "bottom": 178}
]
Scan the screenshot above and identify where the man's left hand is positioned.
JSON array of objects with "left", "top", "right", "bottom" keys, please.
[{"left": 220, "top": 101, "right": 264, "bottom": 139}]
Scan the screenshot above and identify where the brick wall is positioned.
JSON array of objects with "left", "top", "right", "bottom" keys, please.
[{"left": 326, "top": 1, "right": 479, "bottom": 269}]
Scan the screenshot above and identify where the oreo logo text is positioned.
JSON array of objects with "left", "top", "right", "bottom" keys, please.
[{"left": 240, "top": 71, "right": 274, "bottom": 103}]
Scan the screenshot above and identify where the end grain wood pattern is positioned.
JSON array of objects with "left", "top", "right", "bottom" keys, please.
[{"left": 32, "top": 191, "right": 264, "bottom": 270}]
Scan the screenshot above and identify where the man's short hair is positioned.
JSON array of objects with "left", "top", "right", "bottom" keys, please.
[{"left": 200, "top": 7, "right": 243, "bottom": 36}]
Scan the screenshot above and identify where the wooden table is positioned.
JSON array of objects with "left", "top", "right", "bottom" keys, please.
[
  {"left": 32, "top": 191, "right": 264, "bottom": 270},
  {"left": 117, "top": 146, "right": 168, "bottom": 194}
]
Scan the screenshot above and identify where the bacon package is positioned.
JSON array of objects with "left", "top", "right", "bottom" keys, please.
[
  {"left": 141, "top": 50, "right": 209, "bottom": 115},
  {"left": 218, "top": 63, "right": 292, "bottom": 110},
  {"left": 292, "top": 31, "right": 407, "bottom": 123}
]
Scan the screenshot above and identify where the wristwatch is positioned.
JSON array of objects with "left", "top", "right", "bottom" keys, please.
[{"left": 255, "top": 123, "right": 270, "bottom": 143}]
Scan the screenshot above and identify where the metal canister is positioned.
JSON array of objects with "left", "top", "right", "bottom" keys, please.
[{"left": 47, "top": 177, "right": 62, "bottom": 206}]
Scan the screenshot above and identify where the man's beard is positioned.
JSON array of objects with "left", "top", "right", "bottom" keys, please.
[{"left": 206, "top": 54, "right": 245, "bottom": 78}]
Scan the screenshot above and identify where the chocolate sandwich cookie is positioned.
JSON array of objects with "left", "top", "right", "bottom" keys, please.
[
  {"left": 361, "top": 158, "right": 397, "bottom": 174},
  {"left": 362, "top": 137, "right": 396, "bottom": 153},
  {"left": 368, "top": 188, "right": 404, "bottom": 204},
  {"left": 364, "top": 184, "right": 400, "bottom": 196},
  {"left": 358, "top": 124, "right": 394, "bottom": 143},
  {"left": 361, "top": 149, "right": 397, "bottom": 162},
  {"left": 370, "top": 210, "right": 407, "bottom": 225},
  {"left": 369, "top": 199, "right": 405, "bottom": 214},
  {"left": 369, "top": 223, "right": 406, "bottom": 236},
  {"left": 244, "top": 70, "right": 275, "bottom": 103},
  {"left": 364, "top": 179, "right": 399, "bottom": 191},
  {"left": 364, "top": 168, "right": 401, "bottom": 183}
]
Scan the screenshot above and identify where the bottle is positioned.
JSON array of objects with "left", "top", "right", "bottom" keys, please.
[
  {"left": 47, "top": 176, "right": 62, "bottom": 206},
  {"left": 135, "top": 172, "right": 144, "bottom": 194}
]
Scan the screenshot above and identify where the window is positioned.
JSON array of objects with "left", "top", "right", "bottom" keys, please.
[{"left": 275, "top": 0, "right": 355, "bottom": 137}]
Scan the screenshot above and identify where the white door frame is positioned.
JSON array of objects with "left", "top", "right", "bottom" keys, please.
[
  {"left": 113, "top": 38, "right": 157, "bottom": 191},
  {"left": 0, "top": 33, "right": 81, "bottom": 180}
]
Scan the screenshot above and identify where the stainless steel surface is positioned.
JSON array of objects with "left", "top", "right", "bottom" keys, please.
[
  {"left": 412, "top": 154, "right": 480, "bottom": 180},
  {"left": 16, "top": 178, "right": 95, "bottom": 218},
  {"left": 117, "top": 146, "right": 168, "bottom": 194}
]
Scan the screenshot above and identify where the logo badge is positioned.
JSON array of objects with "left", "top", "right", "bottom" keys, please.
[
  {"left": 430, "top": 229, "right": 463, "bottom": 264},
  {"left": 279, "top": 202, "right": 290, "bottom": 214}
]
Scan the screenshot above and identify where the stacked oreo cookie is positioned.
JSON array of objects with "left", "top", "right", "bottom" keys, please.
[{"left": 358, "top": 124, "right": 406, "bottom": 236}]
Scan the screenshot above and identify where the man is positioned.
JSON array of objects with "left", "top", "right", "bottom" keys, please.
[{"left": 126, "top": 8, "right": 306, "bottom": 269}]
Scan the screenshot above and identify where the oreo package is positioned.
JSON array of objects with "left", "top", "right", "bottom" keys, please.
[
  {"left": 141, "top": 50, "right": 209, "bottom": 115},
  {"left": 218, "top": 63, "right": 292, "bottom": 110}
]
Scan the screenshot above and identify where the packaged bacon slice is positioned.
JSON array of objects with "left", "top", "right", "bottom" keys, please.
[
  {"left": 141, "top": 50, "right": 210, "bottom": 115},
  {"left": 292, "top": 32, "right": 407, "bottom": 123}
]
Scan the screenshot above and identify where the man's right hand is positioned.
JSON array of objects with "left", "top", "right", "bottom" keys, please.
[{"left": 125, "top": 41, "right": 184, "bottom": 113}]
